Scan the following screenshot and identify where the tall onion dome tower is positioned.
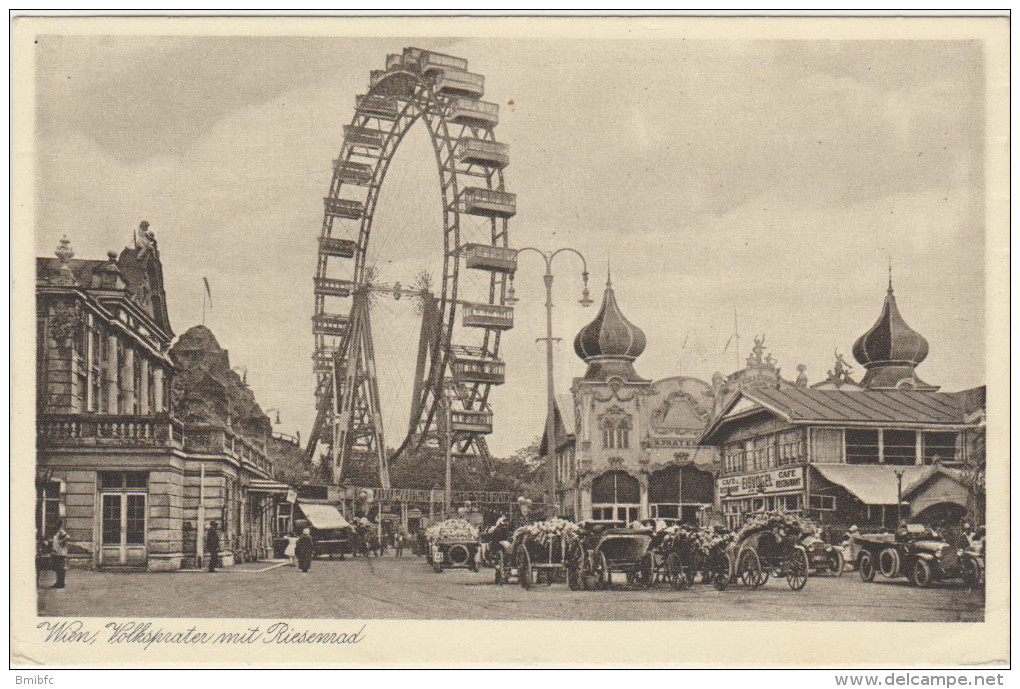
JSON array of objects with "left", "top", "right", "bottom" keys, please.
[
  {"left": 851, "top": 276, "right": 938, "bottom": 390},
  {"left": 574, "top": 272, "right": 647, "bottom": 382}
]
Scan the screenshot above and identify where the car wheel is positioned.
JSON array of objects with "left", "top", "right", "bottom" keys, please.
[
  {"left": 832, "top": 550, "right": 845, "bottom": 578},
  {"left": 879, "top": 548, "right": 901, "bottom": 578},
  {"left": 859, "top": 552, "right": 876, "bottom": 582},
  {"left": 911, "top": 559, "right": 933, "bottom": 588}
]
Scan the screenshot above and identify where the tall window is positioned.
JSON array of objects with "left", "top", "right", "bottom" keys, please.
[
  {"left": 599, "top": 408, "right": 632, "bottom": 450},
  {"left": 845, "top": 430, "right": 880, "bottom": 464},
  {"left": 923, "top": 432, "right": 957, "bottom": 464},
  {"left": 39, "top": 481, "right": 63, "bottom": 539},
  {"left": 883, "top": 430, "right": 917, "bottom": 465},
  {"left": 132, "top": 356, "right": 142, "bottom": 414}
]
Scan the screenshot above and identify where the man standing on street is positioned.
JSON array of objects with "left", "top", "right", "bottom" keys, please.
[
  {"left": 295, "top": 528, "right": 315, "bottom": 573},
  {"left": 206, "top": 521, "right": 220, "bottom": 573},
  {"left": 50, "top": 521, "right": 70, "bottom": 589}
]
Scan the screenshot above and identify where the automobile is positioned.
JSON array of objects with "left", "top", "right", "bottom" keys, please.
[
  {"left": 801, "top": 532, "right": 844, "bottom": 577},
  {"left": 855, "top": 524, "right": 964, "bottom": 588}
]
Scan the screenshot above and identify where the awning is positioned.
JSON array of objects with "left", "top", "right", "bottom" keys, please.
[
  {"left": 298, "top": 502, "right": 351, "bottom": 530},
  {"left": 246, "top": 479, "right": 292, "bottom": 494},
  {"left": 812, "top": 465, "right": 930, "bottom": 505}
]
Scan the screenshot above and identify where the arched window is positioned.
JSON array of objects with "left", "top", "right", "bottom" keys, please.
[{"left": 598, "top": 407, "right": 632, "bottom": 450}]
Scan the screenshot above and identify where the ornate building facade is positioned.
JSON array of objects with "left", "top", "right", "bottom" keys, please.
[
  {"left": 36, "top": 225, "right": 288, "bottom": 571},
  {"left": 549, "top": 276, "right": 719, "bottom": 523}
]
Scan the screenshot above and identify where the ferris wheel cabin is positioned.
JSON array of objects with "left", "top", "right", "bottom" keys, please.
[
  {"left": 450, "top": 345, "right": 506, "bottom": 385},
  {"left": 462, "top": 302, "right": 514, "bottom": 330},
  {"left": 355, "top": 94, "right": 401, "bottom": 121},
  {"left": 312, "top": 313, "right": 351, "bottom": 337},
  {"left": 333, "top": 160, "right": 374, "bottom": 186},
  {"left": 463, "top": 243, "right": 517, "bottom": 273},
  {"left": 342, "top": 125, "right": 385, "bottom": 150},
  {"left": 450, "top": 99, "right": 500, "bottom": 127},
  {"left": 313, "top": 277, "right": 353, "bottom": 298},
  {"left": 455, "top": 138, "right": 510, "bottom": 169},
  {"left": 450, "top": 408, "right": 494, "bottom": 435},
  {"left": 461, "top": 188, "right": 517, "bottom": 218},
  {"left": 323, "top": 197, "right": 365, "bottom": 220},
  {"left": 318, "top": 237, "right": 356, "bottom": 259}
]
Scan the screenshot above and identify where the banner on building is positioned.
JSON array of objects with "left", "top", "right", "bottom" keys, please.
[{"left": 718, "top": 467, "right": 804, "bottom": 498}]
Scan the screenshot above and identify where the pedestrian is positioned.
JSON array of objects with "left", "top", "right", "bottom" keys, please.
[
  {"left": 284, "top": 531, "right": 298, "bottom": 566},
  {"left": 296, "top": 528, "right": 315, "bottom": 572},
  {"left": 49, "top": 521, "right": 70, "bottom": 589},
  {"left": 394, "top": 531, "right": 405, "bottom": 558},
  {"left": 206, "top": 521, "right": 220, "bottom": 573}
]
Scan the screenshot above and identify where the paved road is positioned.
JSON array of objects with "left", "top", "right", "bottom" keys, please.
[{"left": 37, "top": 555, "right": 983, "bottom": 622}]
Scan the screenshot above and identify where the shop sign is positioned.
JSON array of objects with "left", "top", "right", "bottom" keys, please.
[
  {"left": 644, "top": 437, "right": 698, "bottom": 449},
  {"left": 718, "top": 467, "right": 804, "bottom": 498}
]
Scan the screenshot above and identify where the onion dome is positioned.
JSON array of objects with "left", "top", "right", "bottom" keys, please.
[
  {"left": 574, "top": 272, "right": 646, "bottom": 381},
  {"left": 852, "top": 276, "right": 937, "bottom": 390}
]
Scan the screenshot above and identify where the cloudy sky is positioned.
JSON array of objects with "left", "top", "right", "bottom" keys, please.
[{"left": 33, "top": 31, "right": 986, "bottom": 457}]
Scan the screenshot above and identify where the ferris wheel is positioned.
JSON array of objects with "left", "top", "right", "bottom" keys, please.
[{"left": 307, "top": 47, "right": 517, "bottom": 488}]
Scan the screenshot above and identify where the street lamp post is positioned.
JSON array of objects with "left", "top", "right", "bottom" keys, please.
[
  {"left": 894, "top": 469, "right": 905, "bottom": 526},
  {"left": 507, "top": 247, "right": 593, "bottom": 515}
]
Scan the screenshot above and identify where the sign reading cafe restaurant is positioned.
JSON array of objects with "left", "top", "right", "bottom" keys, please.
[{"left": 717, "top": 467, "right": 805, "bottom": 498}]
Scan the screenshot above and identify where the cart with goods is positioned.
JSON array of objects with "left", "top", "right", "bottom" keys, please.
[
  {"left": 717, "top": 511, "right": 812, "bottom": 591},
  {"left": 655, "top": 524, "right": 734, "bottom": 590},
  {"left": 425, "top": 519, "right": 480, "bottom": 573},
  {"left": 854, "top": 524, "right": 968, "bottom": 588},
  {"left": 801, "top": 530, "right": 845, "bottom": 577},
  {"left": 572, "top": 522, "right": 656, "bottom": 590},
  {"left": 494, "top": 518, "right": 582, "bottom": 590}
]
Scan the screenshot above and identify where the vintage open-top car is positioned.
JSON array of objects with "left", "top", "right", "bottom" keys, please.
[
  {"left": 801, "top": 532, "right": 844, "bottom": 577},
  {"left": 572, "top": 522, "right": 655, "bottom": 590},
  {"left": 855, "top": 524, "right": 964, "bottom": 588},
  {"left": 424, "top": 519, "right": 481, "bottom": 574}
]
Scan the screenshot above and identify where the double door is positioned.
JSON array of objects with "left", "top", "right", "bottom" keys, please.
[{"left": 100, "top": 492, "right": 147, "bottom": 567}]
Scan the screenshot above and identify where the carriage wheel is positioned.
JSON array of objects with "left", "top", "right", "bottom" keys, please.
[
  {"left": 859, "top": 552, "right": 876, "bottom": 582},
  {"left": 666, "top": 553, "right": 684, "bottom": 590},
  {"left": 518, "top": 548, "right": 533, "bottom": 590},
  {"left": 639, "top": 555, "right": 654, "bottom": 589},
  {"left": 831, "top": 549, "right": 845, "bottom": 578},
  {"left": 786, "top": 550, "right": 809, "bottom": 591},
  {"left": 495, "top": 551, "right": 505, "bottom": 585},
  {"left": 567, "top": 565, "right": 582, "bottom": 591},
  {"left": 739, "top": 549, "right": 764, "bottom": 589},
  {"left": 595, "top": 552, "right": 611, "bottom": 590}
]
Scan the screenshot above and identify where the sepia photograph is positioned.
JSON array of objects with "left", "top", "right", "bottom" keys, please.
[{"left": 10, "top": 14, "right": 1009, "bottom": 669}]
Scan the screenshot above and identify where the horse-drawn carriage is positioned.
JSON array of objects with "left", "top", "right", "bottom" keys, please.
[
  {"left": 571, "top": 522, "right": 656, "bottom": 590},
  {"left": 654, "top": 524, "right": 734, "bottom": 590},
  {"left": 489, "top": 518, "right": 581, "bottom": 589},
  {"left": 424, "top": 518, "right": 481, "bottom": 574},
  {"left": 715, "top": 512, "right": 811, "bottom": 591}
]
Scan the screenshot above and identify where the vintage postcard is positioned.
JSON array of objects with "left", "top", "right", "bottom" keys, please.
[{"left": 10, "top": 15, "right": 1009, "bottom": 668}]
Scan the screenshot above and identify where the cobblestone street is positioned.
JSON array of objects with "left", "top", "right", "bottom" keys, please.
[{"left": 38, "top": 555, "right": 984, "bottom": 622}]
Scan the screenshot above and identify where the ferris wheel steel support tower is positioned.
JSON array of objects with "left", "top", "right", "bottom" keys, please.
[{"left": 307, "top": 48, "right": 518, "bottom": 488}]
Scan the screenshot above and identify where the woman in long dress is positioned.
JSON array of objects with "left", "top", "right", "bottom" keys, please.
[
  {"left": 284, "top": 532, "right": 298, "bottom": 566},
  {"left": 295, "top": 528, "right": 315, "bottom": 573}
]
